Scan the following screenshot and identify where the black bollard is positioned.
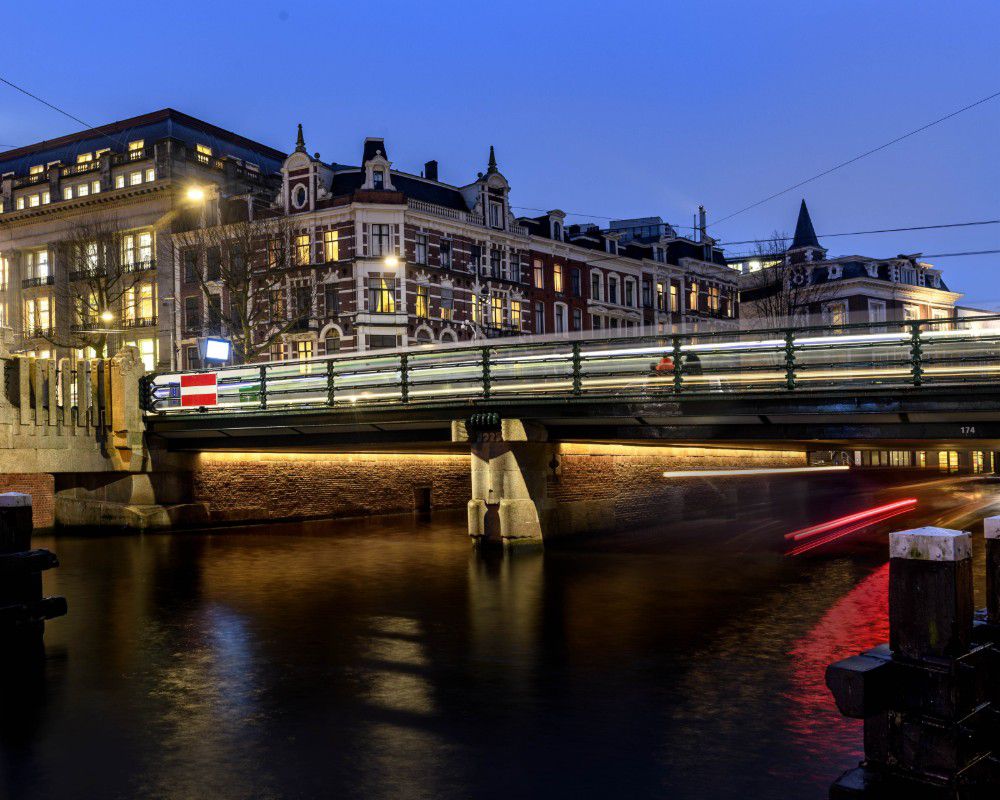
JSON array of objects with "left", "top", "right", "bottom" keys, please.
[
  {"left": 0, "top": 493, "right": 66, "bottom": 650},
  {"left": 986, "top": 517, "right": 1000, "bottom": 627},
  {"left": 828, "top": 526, "right": 1000, "bottom": 797}
]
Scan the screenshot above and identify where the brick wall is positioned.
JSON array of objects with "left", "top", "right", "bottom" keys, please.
[
  {"left": 549, "top": 444, "right": 807, "bottom": 528},
  {"left": 193, "top": 452, "right": 470, "bottom": 524},
  {"left": 0, "top": 473, "right": 55, "bottom": 529}
]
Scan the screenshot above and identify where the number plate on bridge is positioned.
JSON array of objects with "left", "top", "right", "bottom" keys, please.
[{"left": 180, "top": 373, "right": 218, "bottom": 407}]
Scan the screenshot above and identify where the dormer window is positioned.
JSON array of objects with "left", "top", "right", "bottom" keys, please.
[
  {"left": 372, "top": 170, "right": 385, "bottom": 190},
  {"left": 291, "top": 183, "right": 308, "bottom": 210},
  {"left": 606, "top": 239, "right": 617, "bottom": 255},
  {"left": 76, "top": 153, "right": 93, "bottom": 164},
  {"left": 552, "top": 221, "right": 562, "bottom": 240},
  {"left": 489, "top": 201, "right": 503, "bottom": 229},
  {"left": 29, "top": 165, "right": 44, "bottom": 175}
]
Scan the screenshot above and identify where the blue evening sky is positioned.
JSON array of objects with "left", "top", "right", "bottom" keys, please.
[{"left": 3, "top": 1, "right": 998, "bottom": 305}]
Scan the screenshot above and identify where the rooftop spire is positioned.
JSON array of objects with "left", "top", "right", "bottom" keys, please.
[
  {"left": 790, "top": 198, "right": 820, "bottom": 250},
  {"left": 295, "top": 123, "right": 306, "bottom": 153},
  {"left": 487, "top": 145, "right": 497, "bottom": 174}
]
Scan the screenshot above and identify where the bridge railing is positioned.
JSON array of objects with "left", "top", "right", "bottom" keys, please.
[{"left": 145, "top": 315, "right": 1000, "bottom": 414}]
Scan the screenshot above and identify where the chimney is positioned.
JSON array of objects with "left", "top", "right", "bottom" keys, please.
[
  {"left": 698, "top": 205, "right": 707, "bottom": 242},
  {"left": 424, "top": 160, "right": 438, "bottom": 182}
]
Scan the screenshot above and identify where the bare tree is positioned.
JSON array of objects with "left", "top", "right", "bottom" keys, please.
[
  {"left": 41, "top": 216, "right": 152, "bottom": 357},
  {"left": 739, "top": 230, "right": 834, "bottom": 329},
  {"left": 175, "top": 210, "right": 308, "bottom": 364}
]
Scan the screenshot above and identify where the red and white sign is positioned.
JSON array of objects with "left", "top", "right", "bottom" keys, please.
[{"left": 180, "top": 373, "right": 218, "bottom": 407}]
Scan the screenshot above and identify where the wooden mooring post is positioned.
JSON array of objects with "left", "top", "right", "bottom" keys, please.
[
  {"left": 826, "top": 525, "right": 1000, "bottom": 797},
  {"left": 0, "top": 493, "right": 66, "bottom": 652}
]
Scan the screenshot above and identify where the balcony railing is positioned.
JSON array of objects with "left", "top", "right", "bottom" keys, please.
[
  {"left": 124, "top": 259, "right": 156, "bottom": 273},
  {"left": 111, "top": 148, "right": 148, "bottom": 165},
  {"left": 12, "top": 173, "right": 48, "bottom": 189},
  {"left": 60, "top": 161, "right": 101, "bottom": 177},
  {"left": 122, "top": 316, "right": 158, "bottom": 329},
  {"left": 22, "top": 275, "right": 55, "bottom": 289},
  {"left": 22, "top": 326, "right": 52, "bottom": 340}
]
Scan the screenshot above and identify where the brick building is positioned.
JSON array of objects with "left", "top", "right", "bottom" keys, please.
[{"left": 173, "top": 125, "right": 739, "bottom": 367}]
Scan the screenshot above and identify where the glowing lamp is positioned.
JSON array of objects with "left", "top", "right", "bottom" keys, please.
[
  {"left": 186, "top": 187, "right": 206, "bottom": 203},
  {"left": 383, "top": 255, "right": 399, "bottom": 268},
  {"left": 100, "top": 310, "right": 114, "bottom": 323}
]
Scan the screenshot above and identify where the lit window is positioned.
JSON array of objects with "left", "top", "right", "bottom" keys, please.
[
  {"left": 77, "top": 183, "right": 89, "bottom": 197},
  {"left": 29, "top": 165, "right": 44, "bottom": 175},
  {"left": 41, "top": 191, "right": 50, "bottom": 204},
  {"left": 129, "top": 140, "right": 144, "bottom": 151},
  {"left": 129, "top": 171, "right": 142, "bottom": 186},
  {"left": 95, "top": 148, "right": 110, "bottom": 159},
  {"left": 91, "top": 180, "right": 101, "bottom": 194},
  {"left": 29, "top": 194, "right": 40, "bottom": 207},
  {"left": 511, "top": 299, "right": 522, "bottom": 329},
  {"left": 196, "top": 143, "right": 212, "bottom": 156},
  {"left": 367, "top": 277, "right": 396, "bottom": 313},
  {"left": 553, "top": 263, "right": 563, "bottom": 293},
  {"left": 139, "top": 232, "right": 153, "bottom": 263},
  {"left": 294, "top": 234, "right": 311, "bottom": 266},
  {"left": 144, "top": 168, "right": 155, "bottom": 182},
  {"left": 491, "top": 295, "right": 504, "bottom": 328},
  {"left": 296, "top": 340, "right": 313, "bottom": 359},
  {"left": 63, "top": 187, "right": 73, "bottom": 200},
  {"left": 416, "top": 285, "right": 429, "bottom": 318},
  {"left": 688, "top": 281, "right": 698, "bottom": 311},
  {"left": 323, "top": 230, "right": 339, "bottom": 262},
  {"left": 76, "top": 153, "right": 93, "bottom": 164},
  {"left": 670, "top": 284, "right": 679, "bottom": 312},
  {"left": 16, "top": 197, "right": 25, "bottom": 210},
  {"left": 533, "top": 259, "right": 544, "bottom": 289},
  {"left": 115, "top": 175, "right": 125, "bottom": 189}
]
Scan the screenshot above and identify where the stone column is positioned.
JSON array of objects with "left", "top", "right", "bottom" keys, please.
[{"left": 456, "top": 417, "right": 554, "bottom": 549}]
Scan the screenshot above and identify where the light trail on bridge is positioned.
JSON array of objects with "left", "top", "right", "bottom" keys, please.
[
  {"left": 661, "top": 466, "right": 849, "bottom": 478},
  {"left": 784, "top": 499, "right": 919, "bottom": 557}
]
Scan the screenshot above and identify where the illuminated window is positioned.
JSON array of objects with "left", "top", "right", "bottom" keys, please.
[
  {"left": 41, "top": 191, "right": 50, "bottom": 204},
  {"left": 553, "top": 263, "right": 563, "bottom": 293},
  {"left": 29, "top": 194, "right": 40, "bottom": 207},
  {"left": 28, "top": 250, "right": 50, "bottom": 279},
  {"left": 115, "top": 175, "right": 125, "bottom": 189},
  {"left": 196, "top": 143, "right": 212, "bottom": 156},
  {"left": 688, "top": 281, "right": 698, "bottom": 311},
  {"left": 440, "top": 287, "right": 454, "bottom": 320},
  {"left": 533, "top": 259, "right": 544, "bottom": 289},
  {"left": 96, "top": 148, "right": 110, "bottom": 159},
  {"left": 367, "top": 277, "right": 396, "bottom": 313},
  {"left": 29, "top": 164, "right": 44, "bottom": 175},
  {"left": 973, "top": 451, "right": 984, "bottom": 474},
  {"left": 129, "top": 171, "right": 142, "bottom": 186},
  {"left": 16, "top": 197, "right": 25, "bottom": 210},
  {"left": 76, "top": 153, "right": 93, "bottom": 164},
  {"left": 91, "top": 180, "right": 101, "bottom": 194},
  {"left": 139, "top": 232, "right": 153, "bottom": 263},
  {"left": 295, "top": 234, "right": 311, "bottom": 266},
  {"left": 415, "top": 285, "right": 429, "bottom": 318},
  {"left": 63, "top": 187, "right": 73, "bottom": 200},
  {"left": 295, "top": 340, "right": 313, "bottom": 360},
  {"left": 656, "top": 281, "right": 665, "bottom": 311},
  {"left": 708, "top": 285, "right": 720, "bottom": 313},
  {"left": 824, "top": 302, "right": 847, "bottom": 327},
  {"left": 491, "top": 295, "right": 504, "bottom": 328},
  {"left": 145, "top": 168, "right": 155, "bottom": 182},
  {"left": 511, "top": 299, "right": 522, "bottom": 329},
  {"left": 129, "top": 139, "right": 144, "bottom": 151},
  {"left": 323, "top": 230, "right": 339, "bottom": 262}
]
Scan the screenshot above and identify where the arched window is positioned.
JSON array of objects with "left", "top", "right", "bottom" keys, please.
[{"left": 324, "top": 332, "right": 341, "bottom": 354}]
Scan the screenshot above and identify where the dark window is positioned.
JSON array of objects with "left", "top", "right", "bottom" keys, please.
[
  {"left": 371, "top": 224, "right": 391, "bottom": 256},
  {"left": 182, "top": 250, "right": 198, "bottom": 284},
  {"left": 368, "top": 334, "right": 398, "bottom": 350},
  {"left": 642, "top": 279, "right": 652, "bottom": 307},
  {"left": 206, "top": 247, "right": 221, "bottom": 281},
  {"left": 572, "top": 308, "right": 582, "bottom": 331},
  {"left": 324, "top": 285, "right": 338, "bottom": 316},
  {"left": 471, "top": 244, "right": 482, "bottom": 270},
  {"left": 570, "top": 268, "right": 581, "bottom": 297},
  {"left": 184, "top": 296, "right": 200, "bottom": 332},
  {"left": 534, "top": 303, "right": 545, "bottom": 334},
  {"left": 186, "top": 346, "right": 200, "bottom": 370},
  {"left": 294, "top": 285, "right": 312, "bottom": 318},
  {"left": 489, "top": 248, "right": 501, "bottom": 278},
  {"left": 415, "top": 234, "right": 427, "bottom": 264},
  {"left": 440, "top": 239, "right": 452, "bottom": 268},
  {"left": 206, "top": 296, "right": 222, "bottom": 334},
  {"left": 372, "top": 170, "right": 384, "bottom": 190}
]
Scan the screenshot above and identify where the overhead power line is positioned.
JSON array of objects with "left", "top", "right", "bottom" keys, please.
[
  {"left": 719, "top": 219, "right": 1000, "bottom": 246},
  {"left": 708, "top": 88, "right": 1000, "bottom": 229}
]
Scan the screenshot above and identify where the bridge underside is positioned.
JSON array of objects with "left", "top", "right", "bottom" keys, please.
[{"left": 146, "top": 386, "right": 1000, "bottom": 452}]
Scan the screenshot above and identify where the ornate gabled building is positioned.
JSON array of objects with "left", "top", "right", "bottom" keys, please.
[
  {"left": 173, "top": 124, "right": 740, "bottom": 368},
  {"left": 731, "top": 200, "right": 962, "bottom": 326}
]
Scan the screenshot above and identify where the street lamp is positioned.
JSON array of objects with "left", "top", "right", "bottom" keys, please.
[
  {"left": 383, "top": 255, "right": 400, "bottom": 268},
  {"left": 185, "top": 186, "right": 206, "bottom": 203},
  {"left": 100, "top": 310, "right": 114, "bottom": 324}
]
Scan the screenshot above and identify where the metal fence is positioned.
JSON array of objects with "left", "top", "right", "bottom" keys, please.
[{"left": 145, "top": 315, "right": 1000, "bottom": 414}]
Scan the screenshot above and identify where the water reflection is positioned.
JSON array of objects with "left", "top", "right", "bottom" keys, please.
[{"left": 3, "top": 475, "right": 997, "bottom": 799}]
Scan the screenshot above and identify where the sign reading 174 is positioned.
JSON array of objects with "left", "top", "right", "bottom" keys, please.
[{"left": 960, "top": 426, "right": 976, "bottom": 435}]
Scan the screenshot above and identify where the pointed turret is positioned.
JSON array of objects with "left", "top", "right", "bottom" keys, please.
[
  {"left": 486, "top": 145, "right": 498, "bottom": 175},
  {"left": 294, "top": 123, "right": 306, "bottom": 153},
  {"left": 790, "top": 199, "right": 820, "bottom": 250}
]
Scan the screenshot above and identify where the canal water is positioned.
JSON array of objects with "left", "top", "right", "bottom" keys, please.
[{"left": 3, "top": 473, "right": 999, "bottom": 799}]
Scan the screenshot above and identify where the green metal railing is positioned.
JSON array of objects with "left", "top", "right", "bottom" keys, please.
[{"left": 145, "top": 315, "right": 1000, "bottom": 414}]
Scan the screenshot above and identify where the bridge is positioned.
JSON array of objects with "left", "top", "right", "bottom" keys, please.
[{"left": 139, "top": 316, "right": 1000, "bottom": 546}]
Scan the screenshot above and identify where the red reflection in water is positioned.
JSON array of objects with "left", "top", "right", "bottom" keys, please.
[{"left": 784, "top": 563, "right": 890, "bottom": 769}]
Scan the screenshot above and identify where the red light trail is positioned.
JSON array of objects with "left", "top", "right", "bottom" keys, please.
[{"left": 784, "top": 498, "right": 918, "bottom": 557}]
